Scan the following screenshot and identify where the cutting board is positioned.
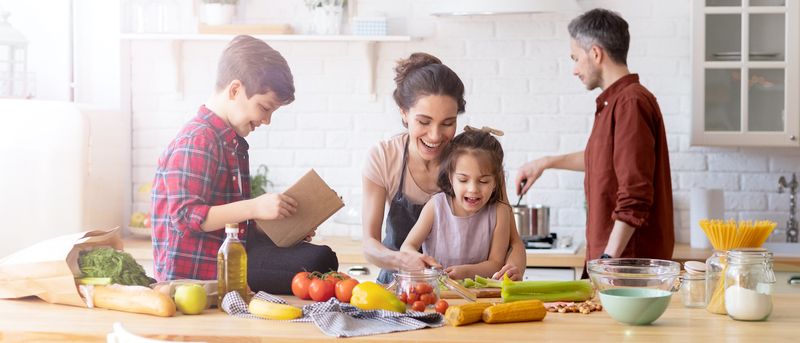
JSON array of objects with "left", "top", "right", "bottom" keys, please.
[{"left": 440, "top": 288, "right": 501, "bottom": 299}]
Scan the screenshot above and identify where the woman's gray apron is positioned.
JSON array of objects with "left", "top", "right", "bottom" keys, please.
[{"left": 376, "top": 140, "right": 426, "bottom": 284}]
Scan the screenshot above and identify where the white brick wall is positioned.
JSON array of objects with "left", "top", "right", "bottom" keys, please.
[{"left": 128, "top": 0, "right": 799, "bottom": 241}]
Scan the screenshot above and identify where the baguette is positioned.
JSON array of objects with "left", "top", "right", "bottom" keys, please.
[{"left": 92, "top": 284, "right": 176, "bottom": 317}]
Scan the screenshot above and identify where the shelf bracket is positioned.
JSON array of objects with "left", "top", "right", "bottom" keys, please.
[{"left": 359, "top": 41, "right": 377, "bottom": 101}]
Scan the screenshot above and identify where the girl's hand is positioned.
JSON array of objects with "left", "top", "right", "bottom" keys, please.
[
  {"left": 398, "top": 251, "right": 441, "bottom": 271},
  {"left": 491, "top": 264, "right": 522, "bottom": 281},
  {"left": 444, "top": 266, "right": 469, "bottom": 280},
  {"left": 251, "top": 193, "right": 298, "bottom": 220}
]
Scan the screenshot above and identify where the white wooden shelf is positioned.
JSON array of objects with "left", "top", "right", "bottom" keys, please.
[
  {"left": 121, "top": 33, "right": 417, "bottom": 100},
  {"left": 120, "top": 33, "right": 413, "bottom": 42}
]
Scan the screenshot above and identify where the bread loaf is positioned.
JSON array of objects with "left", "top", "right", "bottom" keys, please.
[{"left": 93, "top": 284, "right": 176, "bottom": 317}]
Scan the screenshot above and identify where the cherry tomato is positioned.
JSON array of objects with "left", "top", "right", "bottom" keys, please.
[
  {"left": 411, "top": 300, "right": 426, "bottom": 312},
  {"left": 420, "top": 293, "right": 436, "bottom": 305},
  {"left": 434, "top": 299, "right": 449, "bottom": 314},
  {"left": 407, "top": 292, "right": 419, "bottom": 304},
  {"left": 415, "top": 282, "right": 433, "bottom": 294},
  {"left": 399, "top": 292, "right": 408, "bottom": 304},
  {"left": 291, "top": 271, "right": 313, "bottom": 300},
  {"left": 334, "top": 278, "right": 359, "bottom": 303},
  {"left": 308, "top": 278, "right": 336, "bottom": 302}
]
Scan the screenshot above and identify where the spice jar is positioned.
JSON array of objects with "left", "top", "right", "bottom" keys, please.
[
  {"left": 680, "top": 261, "right": 706, "bottom": 308},
  {"left": 724, "top": 248, "right": 775, "bottom": 321},
  {"left": 705, "top": 250, "right": 727, "bottom": 314}
]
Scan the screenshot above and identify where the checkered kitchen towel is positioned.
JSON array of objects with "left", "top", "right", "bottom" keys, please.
[{"left": 222, "top": 291, "right": 444, "bottom": 338}]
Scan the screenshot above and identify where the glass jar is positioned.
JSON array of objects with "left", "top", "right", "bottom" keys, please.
[
  {"left": 390, "top": 269, "right": 441, "bottom": 309},
  {"left": 705, "top": 250, "right": 727, "bottom": 314},
  {"left": 724, "top": 248, "right": 775, "bottom": 321},
  {"left": 680, "top": 272, "right": 706, "bottom": 308}
]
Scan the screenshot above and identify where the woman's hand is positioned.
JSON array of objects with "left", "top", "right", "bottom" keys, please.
[
  {"left": 397, "top": 251, "right": 441, "bottom": 271},
  {"left": 250, "top": 193, "right": 298, "bottom": 220},
  {"left": 491, "top": 264, "right": 522, "bottom": 281}
]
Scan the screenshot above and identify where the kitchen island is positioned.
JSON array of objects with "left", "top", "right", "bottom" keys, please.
[{"left": 0, "top": 292, "right": 797, "bottom": 342}]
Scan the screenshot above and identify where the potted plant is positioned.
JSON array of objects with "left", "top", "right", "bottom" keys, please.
[
  {"left": 304, "top": 0, "right": 346, "bottom": 35},
  {"left": 250, "top": 164, "right": 273, "bottom": 197},
  {"left": 201, "top": 0, "right": 238, "bottom": 26}
]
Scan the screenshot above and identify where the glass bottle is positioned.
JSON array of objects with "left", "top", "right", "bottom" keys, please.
[
  {"left": 705, "top": 250, "right": 727, "bottom": 314},
  {"left": 724, "top": 248, "right": 775, "bottom": 321},
  {"left": 218, "top": 223, "right": 249, "bottom": 308}
]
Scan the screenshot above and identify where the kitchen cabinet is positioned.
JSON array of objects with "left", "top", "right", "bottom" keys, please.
[{"left": 691, "top": 0, "right": 800, "bottom": 146}]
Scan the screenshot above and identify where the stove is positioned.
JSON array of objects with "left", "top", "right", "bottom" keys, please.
[{"left": 523, "top": 233, "right": 558, "bottom": 249}]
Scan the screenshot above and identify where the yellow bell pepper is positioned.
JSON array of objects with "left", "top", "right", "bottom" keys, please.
[{"left": 349, "top": 281, "right": 406, "bottom": 313}]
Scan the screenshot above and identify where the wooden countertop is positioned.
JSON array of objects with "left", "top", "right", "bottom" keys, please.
[
  {"left": 123, "top": 235, "right": 800, "bottom": 271},
  {"left": 1, "top": 293, "right": 798, "bottom": 342}
]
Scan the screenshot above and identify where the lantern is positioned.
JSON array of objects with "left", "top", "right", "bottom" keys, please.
[{"left": 0, "top": 8, "right": 29, "bottom": 98}]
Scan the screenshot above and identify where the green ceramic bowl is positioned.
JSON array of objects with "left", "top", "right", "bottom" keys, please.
[{"left": 599, "top": 288, "right": 672, "bottom": 325}]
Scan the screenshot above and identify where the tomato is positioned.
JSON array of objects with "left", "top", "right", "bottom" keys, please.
[
  {"left": 420, "top": 293, "right": 436, "bottom": 305},
  {"left": 334, "top": 278, "right": 359, "bottom": 303},
  {"left": 399, "top": 292, "right": 408, "bottom": 304},
  {"left": 291, "top": 272, "right": 314, "bottom": 300},
  {"left": 308, "top": 278, "right": 336, "bottom": 302},
  {"left": 411, "top": 300, "right": 426, "bottom": 312},
  {"left": 434, "top": 299, "right": 449, "bottom": 314},
  {"left": 324, "top": 271, "right": 350, "bottom": 284},
  {"left": 407, "top": 292, "right": 419, "bottom": 304},
  {"left": 414, "top": 282, "right": 433, "bottom": 294}
]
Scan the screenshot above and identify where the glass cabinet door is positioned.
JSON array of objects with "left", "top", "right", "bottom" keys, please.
[{"left": 692, "top": 0, "right": 799, "bottom": 146}]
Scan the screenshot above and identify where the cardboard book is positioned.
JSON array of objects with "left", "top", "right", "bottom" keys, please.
[{"left": 254, "top": 169, "right": 344, "bottom": 247}]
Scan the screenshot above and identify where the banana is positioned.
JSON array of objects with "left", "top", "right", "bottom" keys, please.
[{"left": 248, "top": 298, "right": 303, "bottom": 320}]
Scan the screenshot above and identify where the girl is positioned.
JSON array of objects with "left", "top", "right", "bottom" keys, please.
[{"left": 400, "top": 126, "right": 510, "bottom": 280}]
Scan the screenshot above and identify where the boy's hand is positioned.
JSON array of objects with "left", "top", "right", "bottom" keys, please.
[{"left": 252, "top": 193, "right": 298, "bottom": 220}]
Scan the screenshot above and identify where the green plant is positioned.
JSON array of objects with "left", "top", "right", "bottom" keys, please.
[
  {"left": 202, "top": 0, "right": 238, "bottom": 4},
  {"left": 250, "top": 164, "right": 273, "bottom": 197},
  {"left": 304, "top": 0, "right": 346, "bottom": 10}
]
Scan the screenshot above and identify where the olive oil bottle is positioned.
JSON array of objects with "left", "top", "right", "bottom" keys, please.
[{"left": 218, "top": 223, "right": 249, "bottom": 308}]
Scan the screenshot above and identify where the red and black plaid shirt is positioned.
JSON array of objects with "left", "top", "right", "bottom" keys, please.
[{"left": 151, "top": 105, "right": 250, "bottom": 281}]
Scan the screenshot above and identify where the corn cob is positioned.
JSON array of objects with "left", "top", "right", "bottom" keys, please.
[
  {"left": 248, "top": 298, "right": 303, "bottom": 320},
  {"left": 444, "top": 302, "right": 493, "bottom": 326},
  {"left": 482, "top": 299, "right": 547, "bottom": 324}
]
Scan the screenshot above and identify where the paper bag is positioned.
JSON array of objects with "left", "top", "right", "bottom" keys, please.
[
  {"left": 0, "top": 227, "right": 122, "bottom": 307},
  {"left": 255, "top": 169, "right": 344, "bottom": 247}
]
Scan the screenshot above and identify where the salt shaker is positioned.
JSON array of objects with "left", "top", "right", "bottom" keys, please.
[{"left": 724, "top": 248, "right": 775, "bottom": 321}]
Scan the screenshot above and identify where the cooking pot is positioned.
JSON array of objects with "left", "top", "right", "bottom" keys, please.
[{"left": 512, "top": 204, "right": 550, "bottom": 239}]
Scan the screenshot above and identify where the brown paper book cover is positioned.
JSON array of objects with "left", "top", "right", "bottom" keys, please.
[{"left": 254, "top": 169, "right": 344, "bottom": 247}]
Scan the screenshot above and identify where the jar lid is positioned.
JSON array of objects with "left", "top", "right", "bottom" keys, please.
[{"left": 684, "top": 260, "right": 706, "bottom": 274}]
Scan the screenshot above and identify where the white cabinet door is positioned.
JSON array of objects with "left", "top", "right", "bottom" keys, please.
[{"left": 692, "top": 0, "right": 800, "bottom": 147}]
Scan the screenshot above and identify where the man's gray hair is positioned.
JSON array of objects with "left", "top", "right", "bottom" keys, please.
[{"left": 568, "top": 8, "right": 630, "bottom": 65}]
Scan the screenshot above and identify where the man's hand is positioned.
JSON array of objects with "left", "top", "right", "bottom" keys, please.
[
  {"left": 515, "top": 158, "right": 549, "bottom": 196},
  {"left": 251, "top": 193, "right": 298, "bottom": 220}
]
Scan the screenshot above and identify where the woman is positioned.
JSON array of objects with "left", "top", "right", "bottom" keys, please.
[{"left": 361, "top": 52, "right": 526, "bottom": 283}]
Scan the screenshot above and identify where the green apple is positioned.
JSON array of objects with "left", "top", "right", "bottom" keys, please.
[{"left": 174, "top": 284, "right": 207, "bottom": 315}]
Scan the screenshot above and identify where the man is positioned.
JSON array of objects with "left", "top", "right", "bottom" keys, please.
[{"left": 515, "top": 8, "right": 674, "bottom": 271}]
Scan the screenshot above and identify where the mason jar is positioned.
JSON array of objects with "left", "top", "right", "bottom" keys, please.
[
  {"left": 390, "top": 269, "right": 441, "bottom": 309},
  {"left": 705, "top": 250, "right": 727, "bottom": 314},
  {"left": 680, "top": 272, "right": 706, "bottom": 308},
  {"left": 724, "top": 248, "right": 775, "bottom": 321}
]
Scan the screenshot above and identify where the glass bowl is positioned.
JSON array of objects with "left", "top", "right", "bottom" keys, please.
[{"left": 587, "top": 258, "right": 681, "bottom": 292}]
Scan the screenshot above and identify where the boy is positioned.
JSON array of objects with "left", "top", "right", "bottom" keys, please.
[{"left": 151, "top": 35, "right": 338, "bottom": 294}]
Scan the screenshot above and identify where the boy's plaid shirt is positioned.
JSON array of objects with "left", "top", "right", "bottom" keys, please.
[{"left": 151, "top": 105, "right": 251, "bottom": 281}]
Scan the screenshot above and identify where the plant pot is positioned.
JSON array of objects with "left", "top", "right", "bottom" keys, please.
[
  {"left": 312, "top": 5, "right": 343, "bottom": 35},
  {"left": 203, "top": 3, "right": 235, "bottom": 26}
]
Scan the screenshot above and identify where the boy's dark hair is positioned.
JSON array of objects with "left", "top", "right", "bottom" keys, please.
[
  {"left": 393, "top": 52, "right": 466, "bottom": 127},
  {"left": 568, "top": 8, "right": 630, "bottom": 65},
  {"left": 216, "top": 35, "right": 295, "bottom": 104},
  {"left": 437, "top": 129, "right": 505, "bottom": 205}
]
